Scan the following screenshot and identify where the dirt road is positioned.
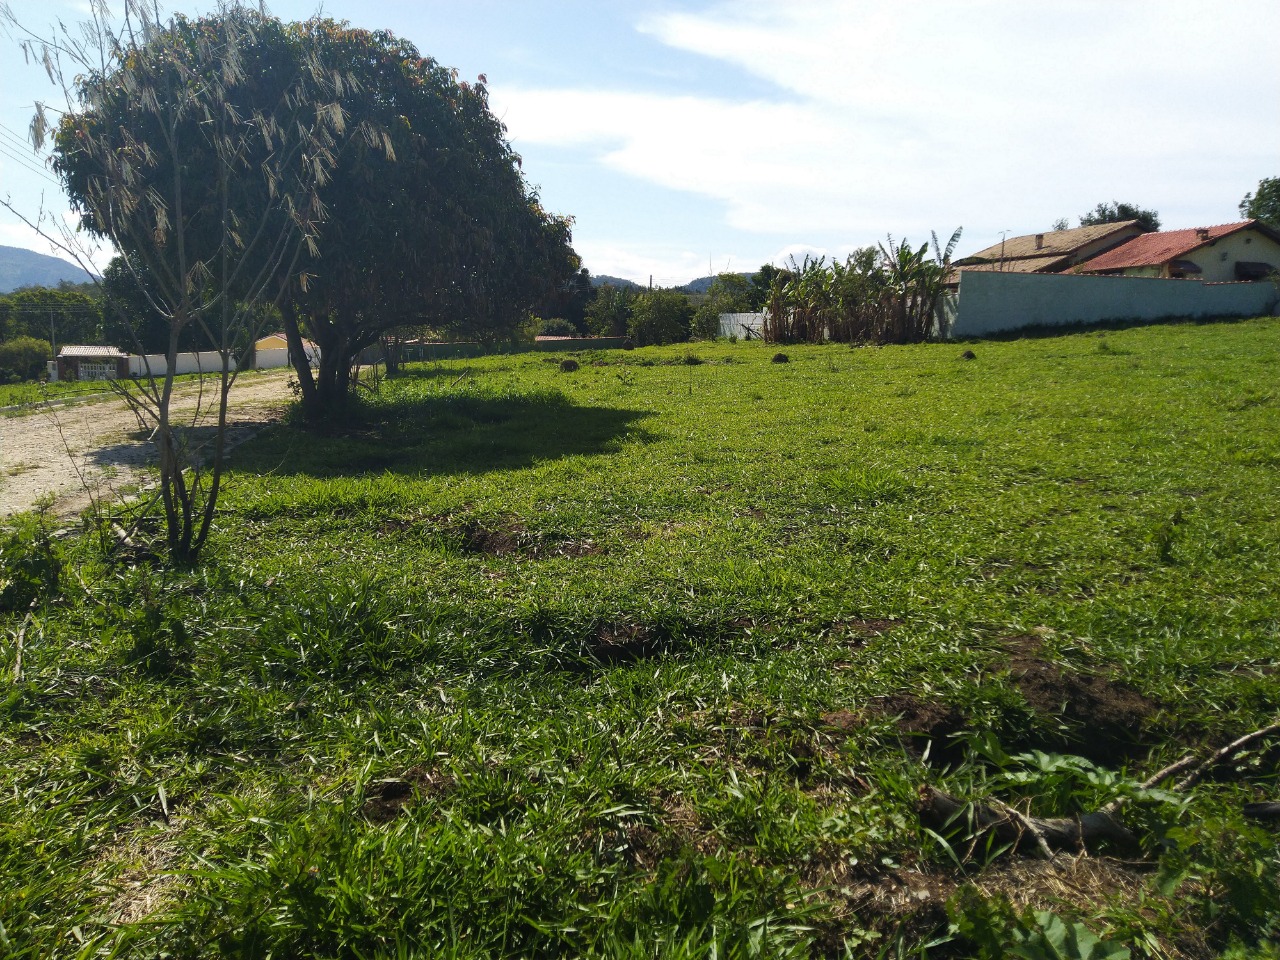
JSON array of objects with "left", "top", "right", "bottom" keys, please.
[{"left": 0, "top": 371, "right": 293, "bottom": 519}]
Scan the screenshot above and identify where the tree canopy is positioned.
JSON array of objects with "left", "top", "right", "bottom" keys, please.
[
  {"left": 0, "top": 287, "right": 100, "bottom": 345},
  {"left": 1079, "top": 201, "right": 1160, "bottom": 233},
  {"left": 1239, "top": 177, "right": 1280, "bottom": 228},
  {"left": 279, "top": 21, "right": 578, "bottom": 418},
  {"left": 628, "top": 289, "right": 693, "bottom": 346},
  {"left": 584, "top": 284, "right": 635, "bottom": 337},
  {"left": 38, "top": 3, "right": 351, "bottom": 560}
]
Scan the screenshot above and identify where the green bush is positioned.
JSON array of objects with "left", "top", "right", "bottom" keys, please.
[
  {"left": 628, "top": 289, "right": 692, "bottom": 346},
  {"left": 537, "top": 317, "right": 578, "bottom": 338},
  {"left": 0, "top": 336, "right": 53, "bottom": 383}
]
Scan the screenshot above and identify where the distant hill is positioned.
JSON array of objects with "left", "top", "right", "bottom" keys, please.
[
  {"left": 588, "top": 272, "right": 758, "bottom": 294},
  {"left": 0, "top": 245, "right": 95, "bottom": 293},
  {"left": 590, "top": 274, "right": 644, "bottom": 291},
  {"left": 675, "top": 272, "right": 754, "bottom": 294}
]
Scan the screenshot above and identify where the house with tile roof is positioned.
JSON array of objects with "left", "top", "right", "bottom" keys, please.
[
  {"left": 948, "top": 220, "right": 1146, "bottom": 285},
  {"left": 55, "top": 344, "right": 129, "bottom": 381},
  {"left": 1073, "top": 220, "right": 1280, "bottom": 281}
]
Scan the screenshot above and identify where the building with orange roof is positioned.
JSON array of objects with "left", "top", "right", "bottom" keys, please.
[{"left": 1073, "top": 220, "right": 1280, "bottom": 281}]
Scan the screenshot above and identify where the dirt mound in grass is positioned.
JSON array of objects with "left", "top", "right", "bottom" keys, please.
[
  {"left": 587, "top": 622, "right": 669, "bottom": 665},
  {"left": 865, "top": 694, "right": 968, "bottom": 765},
  {"left": 362, "top": 766, "right": 452, "bottom": 823},
  {"left": 1004, "top": 636, "right": 1158, "bottom": 765},
  {"left": 380, "top": 513, "right": 605, "bottom": 559}
]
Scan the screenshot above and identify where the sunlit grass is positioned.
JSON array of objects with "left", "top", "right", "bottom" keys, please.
[{"left": 4, "top": 318, "right": 1280, "bottom": 957}]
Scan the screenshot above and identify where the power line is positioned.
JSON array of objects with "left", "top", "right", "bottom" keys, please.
[
  {"left": 0, "top": 144, "right": 59, "bottom": 185},
  {"left": 0, "top": 122, "right": 62, "bottom": 185}
]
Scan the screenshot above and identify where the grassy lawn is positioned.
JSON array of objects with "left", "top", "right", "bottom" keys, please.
[{"left": 3, "top": 319, "right": 1280, "bottom": 957}]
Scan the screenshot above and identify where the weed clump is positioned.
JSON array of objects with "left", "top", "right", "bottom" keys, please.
[{"left": 0, "top": 521, "right": 62, "bottom": 612}]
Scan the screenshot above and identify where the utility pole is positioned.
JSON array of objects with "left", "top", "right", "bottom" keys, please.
[{"left": 49, "top": 307, "right": 56, "bottom": 355}]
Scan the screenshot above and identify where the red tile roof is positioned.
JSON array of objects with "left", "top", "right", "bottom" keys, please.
[{"left": 1074, "top": 221, "right": 1256, "bottom": 272}]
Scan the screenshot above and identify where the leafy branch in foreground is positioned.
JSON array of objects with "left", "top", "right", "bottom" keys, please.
[{"left": 4, "top": 1, "right": 357, "bottom": 561}]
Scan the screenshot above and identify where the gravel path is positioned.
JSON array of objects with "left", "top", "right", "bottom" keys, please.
[{"left": 0, "top": 371, "right": 293, "bottom": 519}]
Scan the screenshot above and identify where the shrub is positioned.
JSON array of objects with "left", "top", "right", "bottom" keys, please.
[
  {"left": 628, "top": 289, "right": 692, "bottom": 346},
  {"left": 0, "top": 524, "right": 63, "bottom": 612},
  {"left": 538, "top": 317, "right": 578, "bottom": 338},
  {"left": 0, "top": 336, "right": 53, "bottom": 383}
]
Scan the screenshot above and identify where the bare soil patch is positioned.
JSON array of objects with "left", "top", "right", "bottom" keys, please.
[
  {"left": 361, "top": 765, "right": 453, "bottom": 823},
  {"left": 587, "top": 621, "right": 669, "bottom": 665},
  {"left": 866, "top": 694, "right": 969, "bottom": 765},
  {"left": 0, "top": 372, "right": 293, "bottom": 519},
  {"left": 1003, "top": 635, "right": 1159, "bottom": 764}
]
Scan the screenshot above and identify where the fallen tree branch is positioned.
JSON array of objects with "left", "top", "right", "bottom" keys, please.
[
  {"left": 921, "top": 717, "right": 1280, "bottom": 859},
  {"left": 1173, "top": 720, "right": 1280, "bottom": 792},
  {"left": 1243, "top": 802, "right": 1280, "bottom": 822},
  {"left": 919, "top": 785, "right": 1138, "bottom": 856},
  {"left": 10, "top": 611, "right": 32, "bottom": 683}
]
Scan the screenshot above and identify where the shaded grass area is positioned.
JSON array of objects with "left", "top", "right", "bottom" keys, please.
[{"left": 3, "top": 320, "right": 1280, "bottom": 957}]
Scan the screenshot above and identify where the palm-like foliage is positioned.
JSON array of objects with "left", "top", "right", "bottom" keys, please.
[{"left": 762, "top": 228, "right": 961, "bottom": 345}]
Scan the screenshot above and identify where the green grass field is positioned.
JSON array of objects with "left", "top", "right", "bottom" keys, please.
[{"left": 3, "top": 319, "right": 1280, "bottom": 957}]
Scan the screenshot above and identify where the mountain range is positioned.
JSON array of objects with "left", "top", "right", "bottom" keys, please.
[
  {"left": 589, "top": 272, "right": 755, "bottom": 294},
  {"left": 0, "top": 245, "right": 95, "bottom": 293}
]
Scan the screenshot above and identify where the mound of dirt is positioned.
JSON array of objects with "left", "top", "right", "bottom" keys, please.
[
  {"left": 587, "top": 622, "right": 668, "bottom": 665},
  {"left": 361, "top": 766, "right": 452, "bottom": 823},
  {"left": 866, "top": 694, "right": 968, "bottom": 766},
  {"left": 1004, "top": 637, "right": 1158, "bottom": 765}
]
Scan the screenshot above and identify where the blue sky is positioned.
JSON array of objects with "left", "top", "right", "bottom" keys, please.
[{"left": 2, "top": 0, "right": 1278, "bottom": 285}]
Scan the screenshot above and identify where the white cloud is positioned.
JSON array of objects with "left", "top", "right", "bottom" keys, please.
[
  {"left": 572, "top": 238, "right": 723, "bottom": 287},
  {"left": 494, "top": 0, "right": 1280, "bottom": 262}
]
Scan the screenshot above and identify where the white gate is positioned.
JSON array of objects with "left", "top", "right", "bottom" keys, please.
[{"left": 77, "top": 362, "right": 117, "bottom": 381}]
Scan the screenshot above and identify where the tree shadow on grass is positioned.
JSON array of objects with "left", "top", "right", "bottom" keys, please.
[{"left": 225, "top": 391, "right": 654, "bottom": 479}]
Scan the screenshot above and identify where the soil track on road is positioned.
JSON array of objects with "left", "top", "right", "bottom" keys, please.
[{"left": 1, "top": 371, "right": 292, "bottom": 519}]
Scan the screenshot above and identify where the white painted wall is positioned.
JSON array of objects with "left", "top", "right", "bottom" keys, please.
[
  {"left": 952, "top": 272, "right": 1279, "bottom": 338},
  {"left": 128, "top": 351, "right": 230, "bottom": 377},
  {"left": 717, "top": 312, "right": 765, "bottom": 338}
]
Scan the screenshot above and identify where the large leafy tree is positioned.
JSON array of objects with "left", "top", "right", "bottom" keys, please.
[
  {"left": 21, "top": 2, "right": 351, "bottom": 561},
  {"left": 1239, "top": 177, "right": 1280, "bottom": 228},
  {"left": 0, "top": 287, "right": 100, "bottom": 345},
  {"left": 1079, "top": 201, "right": 1160, "bottom": 233},
  {"left": 280, "top": 22, "right": 579, "bottom": 420},
  {"left": 628, "top": 289, "right": 692, "bottom": 346}
]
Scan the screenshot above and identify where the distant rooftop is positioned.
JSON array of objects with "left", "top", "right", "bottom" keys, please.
[
  {"left": 957, "top": 221, "right": 1144, "bottom": 265},
  {"left": 1074, "top": 221, "right": 1276, "bottom": 272},
  {"left": 57, "top": 345, "right": 127, "bottom": 358}
]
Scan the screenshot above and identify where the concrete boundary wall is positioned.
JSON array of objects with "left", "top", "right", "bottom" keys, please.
[
  {"left": 718, "top": 312, "right": 765, "bottom": 339},
  {"left": 952, "top": 272, "right": 1279, "bottom": 338},
  {"left": 128, "top": 351, "right": 228, "bottom": 377}
]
